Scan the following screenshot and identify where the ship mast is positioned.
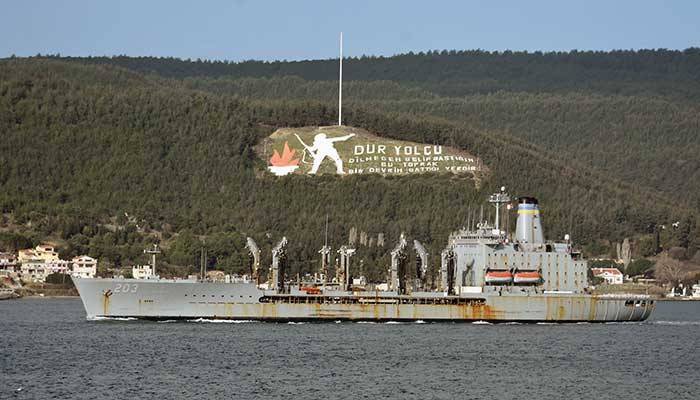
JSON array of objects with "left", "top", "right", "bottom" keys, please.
[
  {"left": 320, "top": 214, "right": 331, "bottom": 287},
  {"left": 144, "top": 244, "right": 161, "bottom": 278},
  {"left": 488, "top": 186, "right": 511, "bottom": 234}
]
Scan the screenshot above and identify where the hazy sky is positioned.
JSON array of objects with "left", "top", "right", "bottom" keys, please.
[{"left": 2, "top": 0, "right": 698, "bottom": 61}]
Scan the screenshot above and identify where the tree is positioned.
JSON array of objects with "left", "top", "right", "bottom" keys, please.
[
  {"left": 654, "top": 254, "right": 686, "bottom": 285},
  {"left": 625, "top": 259, "right": 654, "bottom": 277},
  {"left": 44, "top": 273, "right": 74, "bottom": 287}
]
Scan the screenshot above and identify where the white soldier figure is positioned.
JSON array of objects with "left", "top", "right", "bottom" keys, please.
[{"left": 297, "top": 132, "right": 355, "bottom": 174}]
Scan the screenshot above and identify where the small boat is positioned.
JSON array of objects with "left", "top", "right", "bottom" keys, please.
[
  {"left": 484, "top": 270, "right": 513, "bottom": 284},
  {"left": 0, "top": 288, "right": 19, "bottom": 300},
  {"left": 513, "top": 271, "right": 542, "bottom": 284}
]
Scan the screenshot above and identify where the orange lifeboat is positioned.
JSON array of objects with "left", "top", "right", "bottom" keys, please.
[
  {"left": 513, "top": 271, "right": 542, "bottom": 284},
  {"left": 484, "top": 270, "right": 513, "bottom": 284},
  {"left": 301, "top": 286, "right": 322, "bottom": 295}
]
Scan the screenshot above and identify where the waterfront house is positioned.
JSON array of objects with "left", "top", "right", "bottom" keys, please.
[
  {"left": 692, "top": 282, "right": 700, "bottom": 299},
  {"left": 18, "top": 245, "right": 70, "bottom": 282},
  {"left": 71, "top": 255, "right": 97, "bottom": 278},
  {"left": 0, "top": 252, "right": 18, "bottom": 272},
  {"left": 591, "top": 267, "right": 624, "bottom": 285}
]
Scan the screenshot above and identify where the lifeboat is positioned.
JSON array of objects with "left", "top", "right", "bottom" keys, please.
[
  {"left": 513, "top": 271, "right": 542, "bottom": 284},
  {"left": 484, "top": 270, "right": 513, "bottom": 284},
  {"left": 301, "top": 286, "right": 322, "bottom": 295}
]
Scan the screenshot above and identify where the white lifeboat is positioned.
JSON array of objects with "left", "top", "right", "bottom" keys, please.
[
  {"left": 513, "top": 271, "right": 542, "bottom": 284},
  {"left": 484, "top": 270, "right": 513, "bottom": 284}
]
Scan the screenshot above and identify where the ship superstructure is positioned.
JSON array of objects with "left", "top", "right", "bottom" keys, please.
[{"left": 74, "top": 189, "right": 654, "bottom": 322}]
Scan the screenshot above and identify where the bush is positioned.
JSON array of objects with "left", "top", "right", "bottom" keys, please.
[
  {"left": 44, "top": 273, "right": 75, "bottom": 287},
  {"left": 626, "top": 258, "right": 654, "bottom": 277},
  {"left": 589, "top": 259, "right": 618, "bottom": 269}
]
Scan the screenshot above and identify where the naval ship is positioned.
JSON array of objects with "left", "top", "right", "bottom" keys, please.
[{"left": 74, "top": 189, "right": 655, "bottom": 322}]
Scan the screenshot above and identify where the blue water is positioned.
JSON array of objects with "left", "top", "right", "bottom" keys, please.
[{"left": 1, "top": 298, "right": 699, "bottom": 399}]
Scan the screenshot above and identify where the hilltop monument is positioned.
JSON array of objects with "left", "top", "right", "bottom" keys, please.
[{"left": 296, "top": 132, "right": 355, "bottom": 174}]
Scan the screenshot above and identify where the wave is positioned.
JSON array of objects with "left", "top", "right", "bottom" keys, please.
[
  {"left": 186, "top": 318, "right": 256, "bottom": 324},
  {"left": 651, "top": 320, "right": 700, "bottom": 326},
  {"left": 88, "top": 316, "right": 137, "bottom": 321},
  {"left": 472, "top": 320, "right": 492, "bottom": 325}
]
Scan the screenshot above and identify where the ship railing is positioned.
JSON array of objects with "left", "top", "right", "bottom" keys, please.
[
  {"left": 597, "top": 293, "right": 652, "bottom": 299},
  {"left": 259, "top": 295, "right": 486, "bottom": 306}
]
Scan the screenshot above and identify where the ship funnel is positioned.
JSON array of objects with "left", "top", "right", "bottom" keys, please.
[{"left": 515, "top": 197, "right": 544, "bottom": 244}]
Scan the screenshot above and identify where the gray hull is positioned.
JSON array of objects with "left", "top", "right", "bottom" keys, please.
[{"left": 74, "top": 278, "right": 654, "bottom": 322}]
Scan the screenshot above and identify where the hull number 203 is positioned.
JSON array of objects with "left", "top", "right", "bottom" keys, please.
[{"left": 114, "top": 283, "right": 138, "bottom": 293}]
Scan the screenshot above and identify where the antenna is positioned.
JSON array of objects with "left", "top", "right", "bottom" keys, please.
[
  {"left": 324, "top": 214, "right": 329, "bottom": 247},
  {"left": 338, "top": 32, "right": 343, "bottom": 126},
  {"left": 200, "top": 246, "right": 207, "bottom": 281}
]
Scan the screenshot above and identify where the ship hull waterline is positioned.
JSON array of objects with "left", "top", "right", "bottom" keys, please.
[{"left": 74, "top": 278, "right": 654, "bottom": 323}]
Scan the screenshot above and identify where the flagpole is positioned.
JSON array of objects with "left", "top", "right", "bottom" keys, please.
[{"left": 338, "top": 32, "right": 343, "bottom": 126}]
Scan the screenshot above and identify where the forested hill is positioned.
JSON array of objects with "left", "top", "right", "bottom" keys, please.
[
  {"left": 0, "top": 57, "right": 697, "bottom": 279},
  {"left": 52, "top": 50, "right": 700, "bottom": 209},
  {"left": 46, "top": 49, "right": 700, "bottom": 98}
]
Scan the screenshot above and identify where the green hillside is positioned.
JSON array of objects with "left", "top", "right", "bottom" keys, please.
[
  {"left": 0, "top": 57, "right": 697, "bottom": 280},
  {"left": 56, "top": 50, "right": 700, "bottom": 208}
]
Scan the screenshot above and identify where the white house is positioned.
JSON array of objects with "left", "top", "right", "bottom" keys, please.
[
  {"left": 591, "top": 268, "right": 624, "bottom": 285},
  {"left": 692, "top": 283, "right": 700, "bottom": 299},
  {"left": 132, "top": 265, "right": 153, "bottom": 279},
  {"left": 71, "top": 255, "right": 97, "bottom": 278},
  {"left": 18, "top": 245, "right": 69, "bottom": 282},
  {"left": 20, "top": 259, "right": 70, "bottom": 282},
  {"left": 0, "top": 252, "right": 17, "bottom": 272}
]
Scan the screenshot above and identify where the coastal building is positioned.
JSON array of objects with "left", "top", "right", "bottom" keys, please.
[
  {"left": 692, "top": 283, "right": 700, "bottom": 299},
  {"left": 132, "top": 265, "right": 153, "bottom": 279},
  {"left": 0, "top": 252, "right": 18, "bottom": 272},
  {"left": 591, "top": 267, "right": 624, "bottom": 285},
  {"left": 71, "top": 255, "right": 97, "bottom": 278},
  {"left": 19, "top": 245, "right": 60, "bottom": 263},
  {"left": 18, "top": 245, "right": 70, "bottom": 282},
  {"left": 20, "top": 259, "right": 70, "bottom": 282}
]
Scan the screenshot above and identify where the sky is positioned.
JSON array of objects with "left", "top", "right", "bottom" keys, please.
[{"left": 1, "top": 0, "right": 699, "bottom": 62}]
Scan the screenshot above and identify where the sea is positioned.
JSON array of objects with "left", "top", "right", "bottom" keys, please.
[{"left": 1, "top": 298, "right": 699, "bottom": 400}]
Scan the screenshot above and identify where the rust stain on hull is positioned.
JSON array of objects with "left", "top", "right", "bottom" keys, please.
[{"left": 103, "top": 294, "right": 110, "bottom": 316}]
